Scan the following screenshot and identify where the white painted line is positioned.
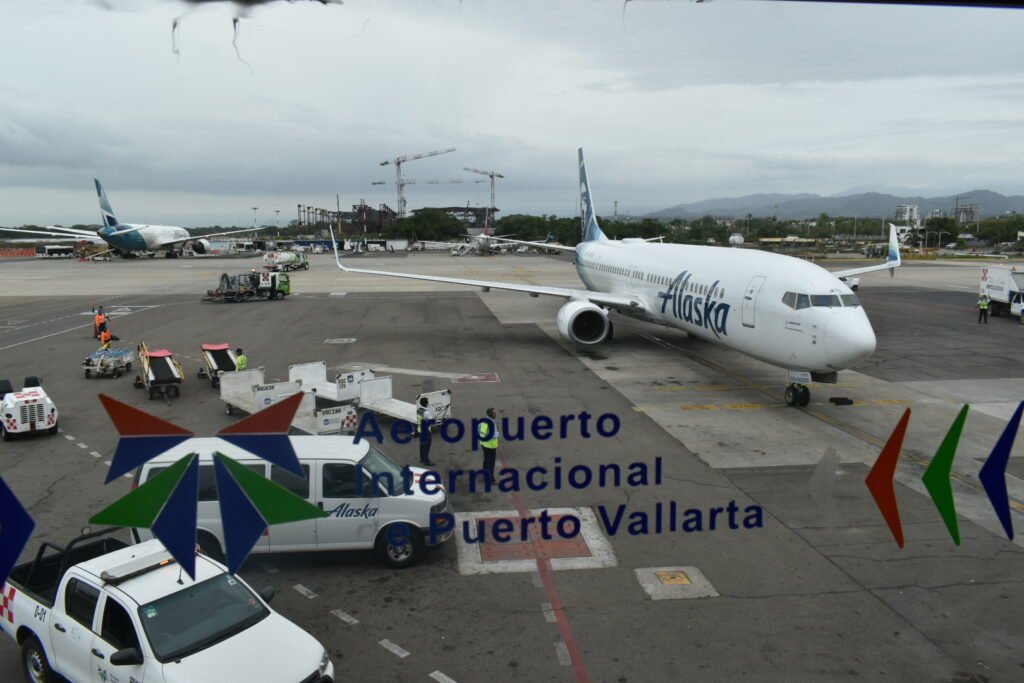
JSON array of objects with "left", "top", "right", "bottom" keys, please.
[
  {"left": 531, "top": 572, "right": 543, "bottom": 588},
  {"left": 64, "top": 434, "right": 75, "bottom": 441},
  {"left": 122, "top": 473, "right": 133, "bottom": 480},
  {"left": 103, "top": 460, "right": 112, "bottom": 467},
  {"left": 324, "top": 338, "right": 357, "bottom": 344},
  {"left": 90, "top": 451, "right": 102, "bottom": 458},
  {"left": 554, "top": 641, "right": 571, "bottom": 666},
  {"left": 330, "top": 609, "right": 359, "bottom": 625},
  {"left": 259, "top": 562, "right": 279, "bottom": 574},
  {"left": 76, "top": 442, "right": 88, "bottom": 449},
  {"left": 0, "top": 322, "right": 95, "bottom": 352},
  {"left": 946, "top": 284, "right": 972, "bottom": 290},
  {"left": 379, "top": 639, "right": 410, "bottom": 659},
  {"left": 293, "top": 584, "right": 318, "bottom": 599},
  {"left": 429, "top": 671, "right": 457, "bottom": 683},
  {"left": 329, "top": 292, "right": 348, "bottom": 297},
  {"left": 541, "top": 603, "right": 556, "bottom": 623}
]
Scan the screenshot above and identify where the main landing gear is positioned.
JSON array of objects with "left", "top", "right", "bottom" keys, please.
[{"left": 784, "top": 384, "right": 810, "bottom": 407}]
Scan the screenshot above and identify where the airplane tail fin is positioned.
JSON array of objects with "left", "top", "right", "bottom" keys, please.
[
  {"left": 886, "top": 223, "right": 901, "bottom": 276},
  {"left": 95, "top": 179, "right": 119, "bottom": 228},
  {"left": 578, "top": 148, "right": 608, "bottom": 243}
]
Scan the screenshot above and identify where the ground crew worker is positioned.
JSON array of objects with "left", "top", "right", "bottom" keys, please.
[
  {"left": 479, "top": 407, "right": 500, "bottom": 478},
  {"left": 416, "top": 397, "right": 435, "bottom": 467},
  {"left": 235, "top": 348, "right": 248, "bottom": 371},
  {"left": 93, "top": 305, "right": 105, "bottom": 338},
  {"left": 99, "top": 327, "right": 112, "bottom": 349},
  {"left": 978, "top": 294, "right": 990, "bottom": 324}
]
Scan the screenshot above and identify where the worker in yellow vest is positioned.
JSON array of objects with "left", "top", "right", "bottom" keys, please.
[
  {"left": 977, "top": 294, "right": 989, "bottom": 325},
  {"left": 478, "top": 407, "right": 500, "bottom": 477},
  {"left": 235, "top": 348, "right": 248, "bottom": 371}
]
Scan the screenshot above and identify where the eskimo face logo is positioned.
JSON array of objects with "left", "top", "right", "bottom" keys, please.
[
  {"left": 89, "top": 393, "right": 324, "bottom": 578},
  {"left": 657, "top": 270, "right": 730, "bottom": 338},
  {"left": 867, "top": 402, "right": 1021, "bottom": 547}
]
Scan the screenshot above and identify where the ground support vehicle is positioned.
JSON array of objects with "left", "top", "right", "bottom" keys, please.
[
  {"left": 134, "top": 341, "right": 184, "bottom": 399},
  {"left": 82, "top": 347, "right": 134, "bottom": 379},
  {"left": 202, "top": 271, "right": 290, "bottom": 303},
  {"left": 1, "top": 377, "right": 59, "bottom": 440},
  {"left": 263, "top": 251, "right": 310, "bottom": 272},
  {"left": 134, "top": 436, "right": 453, "bottom": 568},
  {"left": 979, "top": 265, "right": 1024, "bottom": 320},
  {"left": 196, "top": 343, "right": 237, "bottom": 388},
  {"left": 219, "top": 367, "right": 357, "bottom": 435},
  {"left": 289, "top": 361, "right": 453, "bottom": 423},
  {"left": 1, "top": 528, "right": 335, "bottom": 683}
]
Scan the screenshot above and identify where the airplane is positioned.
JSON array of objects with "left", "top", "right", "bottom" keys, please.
[
  {"left": 3, "top": 180, "right": 269, "bottom": 258},
  {"left": 332, "top": 148, "right": 901, "bottom": 407},
  {"left": 415, "top": 210, "right": 515, "bottom": 256}
]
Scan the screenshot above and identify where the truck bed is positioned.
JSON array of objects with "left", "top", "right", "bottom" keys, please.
[{"left": 8, "top": 537, "right": 128, "bottom": 606}]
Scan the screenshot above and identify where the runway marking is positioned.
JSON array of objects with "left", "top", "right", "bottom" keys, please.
[
  {"left": 429, "top": 672, "right": 458, "bottom": 683},
  {"left": 64, "top": 434, "right": 75, "bottom": 441},
  {"left": 946, "top": 285, "right": 973, "bottom": 290},
  {"left": 541, "top": 602, "right": 556, "bottom": 623},
  {"left": 0, "top": 322, "right": 97, "bottom": 351},
  {"left": 293, "top": 584, "right": 318, "bottom": 599},
  {"left": 554, "top": 641, "right": 572, "bottom": 666},
  {"left": 379, "top": 639, "right": 410, "bottom": 658},
  {"left": 330, "top": 609, "right": 359, "bottom": 625},
  {"left": 324, "top": 338, "right": 357, "bottom": 344},
  {"left": 330, "top": 292, "right": 348, "bottom": 297},
  {"left": 90, "top": 451, "right": 102, "bottom": 458},
  {"left": 76, "top": 442, "right": 88, "bottom": 449}
]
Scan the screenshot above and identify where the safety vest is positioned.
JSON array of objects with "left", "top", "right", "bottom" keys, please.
[
  {"left": 979, "top": 299, "right": 989, "bottom": 310},
  {"left": 415, "top": 407, "right": 427, "bottom": 435},
  {"left": 100, "top": 329, "right": 111, "bottom": 345},
  {"left": 478, "top": 418, "right": 499, "bottom": 449},
  {"left": 236, "top": 354, "right": 248, "bottom": 371},
  {"left": 94, "top": 313, "right": 104, "bottom": 328}
]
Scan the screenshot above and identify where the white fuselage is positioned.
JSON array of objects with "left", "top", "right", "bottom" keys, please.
[
  {"left": 99, "top": 223, "right": 190, "bottom": 252},
  {"left": 575, "top": 240, "right": 876, "bottom": 374}
]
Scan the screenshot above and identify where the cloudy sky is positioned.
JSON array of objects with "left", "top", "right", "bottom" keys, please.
[{"left": 1, "top": 0, "right": 1023, "bottom": 227}]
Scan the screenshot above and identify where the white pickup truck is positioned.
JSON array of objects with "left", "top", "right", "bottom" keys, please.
[{"left": 1, "top": 529, "right": 334, "bottom": 683}]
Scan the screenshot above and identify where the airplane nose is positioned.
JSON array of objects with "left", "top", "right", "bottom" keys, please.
[{"left": 825, "top": 315, "right": 876, "bottom": 368}]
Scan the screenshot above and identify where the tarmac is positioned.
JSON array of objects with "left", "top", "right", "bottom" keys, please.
[{"left": 1, "top": 252, "right": 1022, "bottom": 682}]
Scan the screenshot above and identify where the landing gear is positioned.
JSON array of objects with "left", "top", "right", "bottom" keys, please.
[{"left": 785, "top": 384, "right": 810, "bottom": 407}]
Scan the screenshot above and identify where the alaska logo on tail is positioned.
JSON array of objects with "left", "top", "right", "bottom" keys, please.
[
  {"left": 95, "top": 179, "right": 119, "bottom": 228},
  {"left": 579, "top": 148, "right": 608, "bottom": 243}
]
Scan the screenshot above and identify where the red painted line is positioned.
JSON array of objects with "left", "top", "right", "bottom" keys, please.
[{"left": 496, "top": 447, "right": 590, "bottom": 683}]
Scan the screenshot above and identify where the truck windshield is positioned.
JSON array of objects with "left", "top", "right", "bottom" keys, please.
[
  {"left": 137, "top": 573, "right": 269, "bottom": 662},
  {"left": 360, "top": 445, "right": 404, "bottom": 496}
]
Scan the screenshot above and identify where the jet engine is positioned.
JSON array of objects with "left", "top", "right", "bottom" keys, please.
[
  {"left": 556, "top": 301, "right": 610, "bottom": 345},
  {"left": 192, "top": 238, "right": 211, "bottom": 255}
]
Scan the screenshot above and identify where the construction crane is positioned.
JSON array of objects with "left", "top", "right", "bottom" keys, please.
[
  {"left": 463, "top": 167, "right": 504, "bottom": 210},
  {"left": 380, "top": 148, "right": 456, "bottom": 218},
  {"left": 371, "top": 179, "right": 486, "bottom": 186}
]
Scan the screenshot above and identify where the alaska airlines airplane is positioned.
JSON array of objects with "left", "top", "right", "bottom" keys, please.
[
  {"left": 332, "top": 149, "right": 901, "bottom": 406},
  {"left": 6, "top": 180, "right": 268, "bottom": 258}
]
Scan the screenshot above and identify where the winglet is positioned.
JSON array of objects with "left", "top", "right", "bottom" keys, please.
[
  {"left": 330, "top": 228, "right": 350, "bottom": 272},
  {"left": 887, "top": 223, "right": 901, "bottom": 276}
]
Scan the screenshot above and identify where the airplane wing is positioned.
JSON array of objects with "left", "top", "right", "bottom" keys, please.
[
  {"left": 157, "top": 226, "right": 266, "bottom": 248},
  {"left": 488, "top": 235, "right": 578, "bottom": 253},
  {"left": 330, "top": 229, "right": 645, "bottom": 312},
  {"left": 0, "top": 228, "right": 105, "bottom": 244},
  {"left": 42, "top": 225, "right": 101, "bottom": 237},
  {"left": 833, "top": 224, "right": 902, "bottom": 278}
]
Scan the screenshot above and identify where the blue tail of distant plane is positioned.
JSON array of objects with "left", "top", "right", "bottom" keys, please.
[
  {"left": 95, "top": 179, "right": 119, "bottom": 228},
  {"left": 578, "top": 148, "right": 608, "bottom": 243}
]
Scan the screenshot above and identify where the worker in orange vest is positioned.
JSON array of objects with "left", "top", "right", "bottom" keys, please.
[
  {"left": 100, "top": 327, "right": 112, "bottom": 350},
  {"left": 93, "top": 305, "right": 106, "bottom": 338}
]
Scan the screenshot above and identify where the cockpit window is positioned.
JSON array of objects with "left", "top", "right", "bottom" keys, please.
[
  {"left": 840, "top": 294, "right": 860, "bottom": 307},
  {"left": 782, "top": 292, "right": 796, "bottom": 308},
  {"left": 795, "top": 294, "right": 810, "bottom": 310},
  {"left": 810, "top": 294, "right": 841, "bottom": 307}
]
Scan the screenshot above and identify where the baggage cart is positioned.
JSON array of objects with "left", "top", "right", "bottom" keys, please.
[
  {"left": 81, "top": 347, "right": 134, "bottom": 379},
  {"left": 134, "top": 341, "right": 185, "bottom": 399}
]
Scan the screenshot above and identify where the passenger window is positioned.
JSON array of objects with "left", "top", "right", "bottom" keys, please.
[
  {"left": 796, "top": 294, "right": 810, "bottom": 310},
  {"left": 65, "top": 578, "right": 100, "bottom": 629},
  {"left": 101, "top": 598, "right": 141, "bottom": 652},
  {"left": 782, "top": 292, "right": 797, "bottom": 309},
  {"left": 271, "top": 464, "right": 311, "bottom": 499},
  {"left": 322, "top": 463, "right": 360, "bottom": 498}
]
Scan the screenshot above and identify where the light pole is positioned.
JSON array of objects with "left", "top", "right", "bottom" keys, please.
[
  {"left": 274, "top": 209, "right": 280, "bottom": 228},
  {"left": 251, "top": 207, "right": 258, "bottom": 230},
  {"left": 938, "top": 231, "right": 950, "bottom": 249}
]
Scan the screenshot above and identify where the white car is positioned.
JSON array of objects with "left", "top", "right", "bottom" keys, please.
[{"left": 838, "top": 275, "right": 860, "bottom": 291}]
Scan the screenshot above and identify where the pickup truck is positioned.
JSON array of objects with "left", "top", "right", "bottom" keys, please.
[{"left": 1, "top": 528, "right": 334, "bottom": 683}]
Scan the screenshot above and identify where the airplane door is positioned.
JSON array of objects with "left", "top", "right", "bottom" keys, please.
[{"left": 742, "top": 276, "right": 767, "bottom": 328}]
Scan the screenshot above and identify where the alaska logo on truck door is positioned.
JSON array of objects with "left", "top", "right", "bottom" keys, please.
[{"left": 657, "top": 270, "right": 731, "bottom": 339}]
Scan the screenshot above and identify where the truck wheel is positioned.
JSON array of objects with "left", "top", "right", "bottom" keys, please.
[
  {"left": 1, "top": 426, "right": 9, "bottom": 441},
  {"left": 375, "top": 525, "right": 424, "bottom": 569},
  {"left": 171, "top": 385, "right": 180, "bottom": 398},
  {"left": 112, "top": 369, "right": 120, "bottom": 379},
  {"left": 84, "top": 369, "right": 91, "bottom": 379},
  {"left": 49, "top": 421, "right": 59, "bottom": 436},
  {"left": 225, "top": 403, "right": 234, "bottom": 415},
  {"left": 198, "top": 531, "right": 227, "bottom": 564},
  {"left": 22, "top": 636, "right": 55, "bottom": 683},
  {"left": 126, "top": 362, "right": 132, "bottom": 372}
]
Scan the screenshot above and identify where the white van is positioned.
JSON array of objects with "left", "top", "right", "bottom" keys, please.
[{"left": 133, "top": 436, "right": 452, "bottom": 568}]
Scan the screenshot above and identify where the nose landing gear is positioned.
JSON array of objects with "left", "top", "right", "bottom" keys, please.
[{"left": 785, "top": 384, "right": 810, "bottom": 407}]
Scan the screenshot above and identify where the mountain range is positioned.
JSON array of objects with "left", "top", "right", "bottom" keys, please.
[{"left": 646, "top": 190, "right": 1024, "bottom": 221}]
